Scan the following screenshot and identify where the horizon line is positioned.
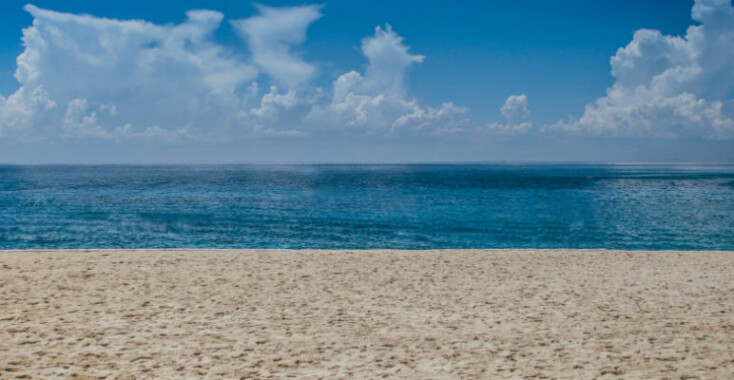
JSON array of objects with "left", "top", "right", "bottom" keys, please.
[{"left": 2, "top": 161, "right": 734, "bottom": 167}]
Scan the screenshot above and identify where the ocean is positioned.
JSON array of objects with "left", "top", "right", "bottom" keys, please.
[{"left": 1, "top": 164, "right": 733, "bottom": 250}]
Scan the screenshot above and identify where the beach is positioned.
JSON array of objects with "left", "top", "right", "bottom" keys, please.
[{"left": 1, "top": 249, "right": 733, "bottom": 379}]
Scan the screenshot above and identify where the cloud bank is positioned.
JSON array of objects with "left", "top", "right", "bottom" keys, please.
[
  {"left": 3, "top": 5, "right": 260, "bottom": 141},
  {"left": 0, "top": 4, "right": 464, "bottom": 142},
  {"left": 554, "top": 0, "right": 734, "bottom": 139},
  {"left": 1, "top": 0, "right": 734, "bottom": 147}
]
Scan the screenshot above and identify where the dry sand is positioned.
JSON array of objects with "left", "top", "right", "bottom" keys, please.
[{"left": 1, "top": 249, "right": 734, "bottom": 379}]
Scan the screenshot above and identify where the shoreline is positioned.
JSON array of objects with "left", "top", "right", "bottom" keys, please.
[{"left": 3, "top": 249, "right": 734, "bottom": 378}]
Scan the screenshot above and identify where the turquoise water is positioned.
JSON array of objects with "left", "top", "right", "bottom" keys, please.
[{"left": 1, "top": 164, "right": 733, "bottom": 250}]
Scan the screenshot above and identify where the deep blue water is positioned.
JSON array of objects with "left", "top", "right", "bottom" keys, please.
[{"left": 1, "top": 164, "right": 733, "bottom": 250}]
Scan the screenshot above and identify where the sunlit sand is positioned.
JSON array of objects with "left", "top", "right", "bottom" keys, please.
[{"left": 2, "top": 249, "right": 733, "bottom": 378}]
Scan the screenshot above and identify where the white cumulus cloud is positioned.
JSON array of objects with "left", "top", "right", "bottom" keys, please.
[
  {"left": 1, "top": 4, "right": 259, "bottom": 141},
  {"left": 0, "top": 86, "right": 55, "bottom": 139},
  {"left": 238, "top": 85, "right": 320, "bottom": 137},
  {"left": 486, "top": 94, "right": 533, "bottom": 135},
  {"left": 307, "top": 25, "right": 466, "bottom": 134},
  {"left": 500, "top": 94, "right": 530, "bottom": 122},
  {"left": 554, "top": 0, "right": 734, "bottom": 139}
]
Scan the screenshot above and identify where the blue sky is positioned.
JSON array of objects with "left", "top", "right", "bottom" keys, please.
[{"left": 0, "top": 0, "right": 733, "bottom": 163}]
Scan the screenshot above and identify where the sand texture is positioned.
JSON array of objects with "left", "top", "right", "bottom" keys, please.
[{"left": 1, "top": 249, "right": 734, "bottom": 379}]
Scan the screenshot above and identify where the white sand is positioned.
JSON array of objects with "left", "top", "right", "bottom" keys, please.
[{"left": 1, "top": 249, "right": 734, "bottom": 379}]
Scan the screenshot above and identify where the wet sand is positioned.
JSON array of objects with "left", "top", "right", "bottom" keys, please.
[{"left": 1, "top": 249, "right": 734, "bottom": 379}]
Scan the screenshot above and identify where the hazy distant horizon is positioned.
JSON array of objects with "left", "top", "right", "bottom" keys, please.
[{"left": 2, "top": 135, "right": 733, "bottom": 164}]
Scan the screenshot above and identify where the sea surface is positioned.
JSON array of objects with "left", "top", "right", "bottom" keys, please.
[{"left": 1, "top": 164, "right": 733, "bottom": 250}]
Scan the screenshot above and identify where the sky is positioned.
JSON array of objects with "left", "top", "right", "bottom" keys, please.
[{"left": 0, "top": 0, "right": 733, "bottom": 163}]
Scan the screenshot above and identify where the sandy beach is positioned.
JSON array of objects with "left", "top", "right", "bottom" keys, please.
[{"left": 1, "top": 249, "right": 733, "bottom": 379}]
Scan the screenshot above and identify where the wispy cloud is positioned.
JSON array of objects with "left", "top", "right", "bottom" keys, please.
[{"left": 231, "top": 4, "right": 323, "bottom": 89}]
